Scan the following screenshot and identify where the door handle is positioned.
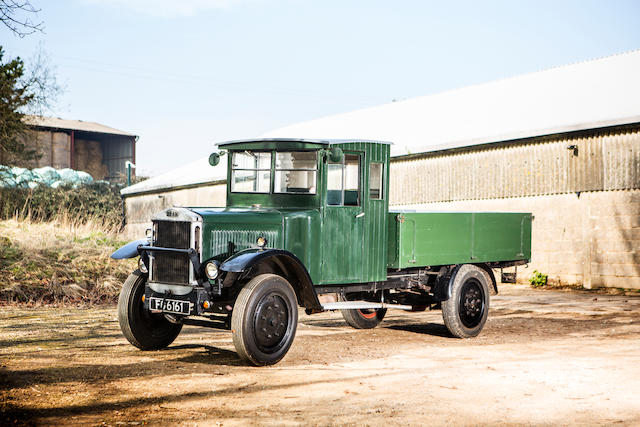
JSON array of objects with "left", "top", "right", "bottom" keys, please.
[{"left": 355, "top": 212, "right": 365, "bottom": 218}]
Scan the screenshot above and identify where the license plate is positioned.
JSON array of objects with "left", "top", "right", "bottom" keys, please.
[{"left": 148, "top": 297, "right": 191, "bottom": 315}]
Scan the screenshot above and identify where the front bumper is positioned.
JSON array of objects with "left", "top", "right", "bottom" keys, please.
[{"left": 143, "top": 286, "right": 230, "bottom": 316}]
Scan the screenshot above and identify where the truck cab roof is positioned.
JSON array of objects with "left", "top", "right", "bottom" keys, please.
[{"left": 217, "top": 138, "right": 392, "bottom": 151}]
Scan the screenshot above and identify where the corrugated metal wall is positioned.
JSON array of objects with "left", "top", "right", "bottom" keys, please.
[
  {"left": 390, "top": 126, "right": 640, "bottom": 205},
  {"left": 99, "top": 135, "right": 135, "bottom": 181}
]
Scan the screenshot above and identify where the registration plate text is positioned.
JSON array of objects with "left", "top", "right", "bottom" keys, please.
[{"left": 148, "top": 297, "right": 190, "bottom": 315}]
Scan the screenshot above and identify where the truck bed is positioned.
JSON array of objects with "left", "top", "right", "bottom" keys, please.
[{"left": 387, "top": 211, "right": 532, "bottom": 269}]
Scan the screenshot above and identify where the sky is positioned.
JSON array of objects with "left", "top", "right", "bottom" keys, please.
[{"left": 1, "top": 0, "right": 640, "bottom": 177}]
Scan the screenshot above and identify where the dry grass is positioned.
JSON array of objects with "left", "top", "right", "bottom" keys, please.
[{"left": 0, "top": 217, "right": 136, "bottom": 305}]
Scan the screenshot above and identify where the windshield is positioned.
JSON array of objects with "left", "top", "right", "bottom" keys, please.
[{"left": 231, "top": 150, "right": 318, "bottom": 194}]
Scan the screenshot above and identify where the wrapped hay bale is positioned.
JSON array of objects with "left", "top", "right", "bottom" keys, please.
[
  {"left": 0, "top": 165, "right": 17, "bottom": 188},
  {"left": 58, "top": 168, "right": 78, "bottom": 183},
  {"left": 14, "top": 168, "right": 42, "bottom": 188},
  {"left": 57, "top": 168, "right": 95, "bottom": 187},
  {"left": 33, "top": 167, "right": 61, "bottom": 186},
  {"left": 75, "top": 171, "right": 94, "bottom": 185}
]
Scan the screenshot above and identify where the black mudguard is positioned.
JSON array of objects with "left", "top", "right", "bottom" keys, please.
[
  {"left": 433, "top": 263, "right": 498, "bottom": 301},
  {"left": 221, "top": 248, "right": 322, "bottom": 312}
]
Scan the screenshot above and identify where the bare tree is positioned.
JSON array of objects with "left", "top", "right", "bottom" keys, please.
[
  {"left": 0, "top": 45, "right": 61, "bottom": 165},
  {"left": 22, "top": 43, "right": 62, "bottom": 116},
  {"left": 0, "top": 0, "right": 43, "bottom": 37}
]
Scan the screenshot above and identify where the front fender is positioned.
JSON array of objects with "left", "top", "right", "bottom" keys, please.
[
  {"left": 110, "top": 239, "right": 148, "bottom": 259},
  {"left": 221, "top": 248, "right": 287, "bottom": 272},
  {"left": 220, "top": 248, "right": 321, "bottom": 312}
]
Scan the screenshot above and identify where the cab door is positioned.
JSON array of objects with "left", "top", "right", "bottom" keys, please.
[{"left": 320, "top": 152, "right": 365, "bottom": 283}]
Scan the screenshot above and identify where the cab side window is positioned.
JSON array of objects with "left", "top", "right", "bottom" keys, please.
[
  {"left": 327, "top": 154, "right": 360, "bottom": 206},
  {"left": 369, "top": 162, "right": 383, "bottom": 200}
]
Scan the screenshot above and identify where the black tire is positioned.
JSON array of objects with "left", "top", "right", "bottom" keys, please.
[
  {"left": 442, "top": 264, "right": 490, "bottom": 338},
  {"left": 231, "top": 274, "right": 298, "bottom": 366},
  {"left": 117, "top": 269, "right": 182, "bottom": 350},
  {"left": 340, "top": 293, "right": 387, "bottom": 329}
]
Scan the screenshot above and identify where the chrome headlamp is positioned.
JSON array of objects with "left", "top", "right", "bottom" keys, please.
[
  {"left": 256, "top": 236, "right": 267, "bottom": 248},
  {"left": 138, "top": 257, "right": 148, "bottom": 274},
  {"left": 204, "top": 261, "right": 219, "bottom": 280}
]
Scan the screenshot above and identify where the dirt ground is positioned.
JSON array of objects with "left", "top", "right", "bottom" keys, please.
[{"left": 1, "top": 284, "right": 640, "bottom": 426}]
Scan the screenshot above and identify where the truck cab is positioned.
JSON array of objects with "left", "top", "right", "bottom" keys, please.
[{"left": 113, "top": 139, "right": 531, "bottom": 366}]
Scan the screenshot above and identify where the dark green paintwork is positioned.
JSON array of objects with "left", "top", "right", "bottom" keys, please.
[
  {"left": 191, "top": 139, "right": 530, "bottom": 286},
  {"left": 199, "top": 140, "right": 390, "bottom": 285},
  {"left": 387, "top": 212, "right": 532, "bottom": 269}
]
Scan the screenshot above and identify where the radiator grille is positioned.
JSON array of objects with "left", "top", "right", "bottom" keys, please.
[
  {"left": 155, "top": 221, "right": 191, "bottom": 249},
  {"left": 152, "top": 220, "right": 191, "bottom": 284},
  {"left": 152, "top": 253, "right": 190, "bottom": 284}
]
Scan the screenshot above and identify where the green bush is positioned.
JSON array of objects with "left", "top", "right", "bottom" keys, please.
[
  {"left": 0, "top": 183, "right": 123, "bottom": 229},
  {"left": 529, "top": 270, "right": 548, "bottom": 288}
]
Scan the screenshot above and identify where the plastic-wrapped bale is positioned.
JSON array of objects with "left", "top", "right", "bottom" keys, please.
[
  {"left": 0, "top": 165, "right": 17, "bottom": 188},
  {"left": 55, "top": 168, "right": 94, "bottom": 188},
  {"left": 33, "top": 167, "right": 61, "bottom": 186},
  {"left": 14, "top": 168, "right": 42, "bottom": 188},
  {"left": 75, "top": 171, "right": 94, "bottom": 185},
  {"left": 58, "top": 168, "right": 79, "bottom": 184}
]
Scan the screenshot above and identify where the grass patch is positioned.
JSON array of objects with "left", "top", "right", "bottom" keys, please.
[
  {"left": 0, "top": 218, "right": 135, "bottom": 305},
  {"left": 0, "top": 183, "right": 123, "bottom": 228}
]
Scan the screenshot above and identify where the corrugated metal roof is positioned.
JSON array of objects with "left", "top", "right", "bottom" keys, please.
[
  {"left": 25, "top": 116, "right": 136, "bottom": 137},
  {"left": 123, "top": 50, "right": 640, "bottom": 196},
  {"left": 218, "top": 138, "right": 392, "bottom": 147},
  {"left": 261, "top": 50, "right": 640, "bottom": 156}
]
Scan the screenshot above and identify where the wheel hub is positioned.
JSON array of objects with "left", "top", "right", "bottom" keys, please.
[
  {"left": 254, "top": 294, "right": 288, "bottom": 351},
  {"left": 459, "top": 280, "right": 485, "bottom": 328}
]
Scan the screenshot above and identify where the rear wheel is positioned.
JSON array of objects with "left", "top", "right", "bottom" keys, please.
[
  {"left": 340, "top": 293, "right": 387, "bottom": 329},
  {"left": 231, "top": 274, "right": 298, "bottom": 366},
  {"left": 118, "top": 269, "right": 182, "bottom": 350},
  {"left": 442, "top": 264, "right": 490, "bottom": 338}
]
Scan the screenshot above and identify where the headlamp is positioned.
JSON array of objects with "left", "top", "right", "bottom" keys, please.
[
  {"left": 257, "top": 236, "right": 267, "bottom": 248},
  {"left": 138, "top": 257, "right": 148, "bottom": 274},
  {"left": 204, "top": 261, "right": 219, "bottom": 280}
]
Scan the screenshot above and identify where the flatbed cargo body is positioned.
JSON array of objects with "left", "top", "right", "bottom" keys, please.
[{"left": 387, "top": 211, "right": 532, "bottom": 269}]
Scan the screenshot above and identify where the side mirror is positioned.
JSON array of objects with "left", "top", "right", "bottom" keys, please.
[
  {"left": 209, "top": 152, "right": 221, "bottom": 166},
  {"left": 328, "top": 147, "right": 344, "bottom": 163}
]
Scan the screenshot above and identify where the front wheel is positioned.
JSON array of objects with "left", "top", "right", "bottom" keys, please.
[
  {"left": 442, "top": 265, "right": 490, "bottom": 338},
  {"left": 118, "top": 269, "right": 182, "bottom": 350},
  {"left": 231, "top": 274, "right": 298, "bottom": 366}
]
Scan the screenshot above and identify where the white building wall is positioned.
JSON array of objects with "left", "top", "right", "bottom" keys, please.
[{"left": 123, "top": 183, "right": 227, "bottom": 238}]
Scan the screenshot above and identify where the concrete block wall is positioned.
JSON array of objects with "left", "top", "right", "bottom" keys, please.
[{"left": 393, "top": 189, "right": 640, "bottom": 289}]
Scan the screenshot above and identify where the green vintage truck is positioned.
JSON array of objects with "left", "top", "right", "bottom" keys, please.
[{"left": 112, "top": 139, "right": 531, "bottom": 365}]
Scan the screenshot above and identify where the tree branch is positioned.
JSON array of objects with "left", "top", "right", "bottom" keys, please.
[{"left": 0, "top": 0, "right": 44, "bottom": 37}]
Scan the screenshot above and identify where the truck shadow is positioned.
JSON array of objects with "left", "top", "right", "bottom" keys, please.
[
  {"left": 386, "top": 323, "right": 452, "bottom": 338},
  {"left": 300, "top": 317, "right": 453, "bottom": 338},
  {"left": 166, "top": 344, "right": 244, "bottom": 366}
]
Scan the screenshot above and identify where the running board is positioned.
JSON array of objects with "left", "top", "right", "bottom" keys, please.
[{"left": 321, "top": 301, "right": 413, "bottom": 311}]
